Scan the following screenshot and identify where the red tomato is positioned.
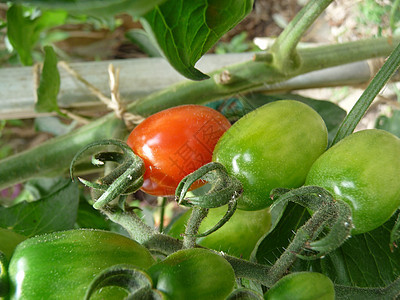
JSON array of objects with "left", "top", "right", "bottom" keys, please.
[{"left": 127, "top": 105, "right": 231, "bottom": 196}]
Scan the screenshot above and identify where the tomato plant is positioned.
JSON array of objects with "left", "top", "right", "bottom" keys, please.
[
  {"left": 127, "top": 105, "right": 231, "bottom": 196},
  {"left": 7, "top": 229, "right": 155, "bottom": 300},
  {"left": 2, "top": 0, "right": 400, "bottom": 299},
  {"left": 306, "top": 129, "right": 400, "bottom": 234},
  {"left": 147, "top": 248, "right": 235, "bottom": 300},
  {"left": 213, "top": 100, "right": 328, "bottom": 210}
]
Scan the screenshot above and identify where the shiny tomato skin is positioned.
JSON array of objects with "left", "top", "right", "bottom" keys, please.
[
  {"left": 213, "top": 100, "right": 328, "bottom": 211},
  {"left": 127, "top": 105, "right": 231, "bottom": 196},
  {"left": 306, "top": 129, "right": 400, "bottom": 234},
  {"left": 7, "top": 229, "right": 156, "bottom": 300},
  {"left": 264, "top": 272, "right": 335, "bottom": 300},
  {"left": 147, "top": 248, "right": 235, "bottom": 300}
]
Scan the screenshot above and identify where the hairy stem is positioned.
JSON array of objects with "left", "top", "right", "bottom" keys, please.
[
  {"left": 101, "top": 207, "right": 157, "bottom": 244},
  {"left": 266, "top": 208, "right": 329, "bottom": 284},
  {"left": 182, "top": 207, "right": 209, "bottom": 249}
]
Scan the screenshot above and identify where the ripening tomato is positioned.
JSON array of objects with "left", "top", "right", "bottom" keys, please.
[{"left": 127, "top": 105, "right": 231, "bottom": 196}]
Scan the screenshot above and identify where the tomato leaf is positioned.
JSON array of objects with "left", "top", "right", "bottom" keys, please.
[
  {"left": 141, "top": 0, "right": 254, "bottom": 80},
  {"left": 13, "top": 0, "right": 166, "bottom": 18},
  {"left": 35, "top": 46, "right": 61, "bottom": 114},
  {"left": 0, "top": 179, "right": 79, "bottom": 237},
  {"left": 6, "top": 5, "right": 36, "bottom": 66},
  {"left": 6, "top": 5, "right": 67, "bottom": 65}
]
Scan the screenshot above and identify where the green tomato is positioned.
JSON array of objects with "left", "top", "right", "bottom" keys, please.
[
  {"left": 213, "top": 100, "right": 328, "bottom": 210},
  {"left": 264, "top": 272, "right": 335, "bottom": 300},
  {"left": 8, "top": 229, "right": 155, "bottom": 300},
  {"left": 306, "top": 129, "right": 400, "bottom": 234},
  {"left": 147, "top": 248, "right": 235, "bottom": 300},
  {"left": 167, "top": 206, "right": 271, "bottom": 260}
]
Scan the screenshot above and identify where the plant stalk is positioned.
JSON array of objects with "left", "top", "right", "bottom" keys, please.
[
  {"left": 270, "top": 0, "right": 334, "bottom": 73},
  {"left": 182, "top": 207, "right": 209, "bottom": 249},
  {"left": 0, "top": 36, "right": 399, "bottom": 190}
]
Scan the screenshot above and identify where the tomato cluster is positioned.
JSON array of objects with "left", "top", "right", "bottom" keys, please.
[
  {"left": 128, "top": 101, "right": 400, "bottom": 234},
  {"left": 4, "top": 101, "right": 400, "bottom": 300}
]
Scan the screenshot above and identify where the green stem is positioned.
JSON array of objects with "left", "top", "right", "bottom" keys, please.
[
  {"left": 222, "top": 255, "right": 273, "bottom": 287},
  {"left": 0, "top": 36, "right": 399, "bottom": 189},
  {"left": 270, "top": 0, "right": 333, "bottom": 73},
  {"left": 158, "top": 197, "right": 167, "bottom": 233},
  {"left": 331, "top": 40, "right": 400, "bottom": 146},
  {"left": 101, "top": 207, "right": 157, "bottom": 244},
  {"left": 182, "top": 207, "right": 208, "bottom": 249},
  {"left": 266, "top": 208, "right": 329, "bottom": 284}
]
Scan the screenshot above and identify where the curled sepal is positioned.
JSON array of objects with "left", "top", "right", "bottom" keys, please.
[
  {"left": 306, "top": 200, "right": 353, "bottom": 257},
  {"left": 226, "top": 288, "right": 264, "bottom": 300},
  {"left": 70, "top": 139, "right": 145, "bottom": 209},
  {"left": 390, "top": 211, "right": 400, "bottom": 251},
  {"left": 270, "top": 186, "right": 353, "bottom": 260},
  {"left": 85, "top": 264, "right": 163, "bottom": 300},
  {"left": 193, "top": 197, "right": 238, "bottom": 238},
  {"left": 175, "top": 162, "right": 243, "bottom": 209},
  {"left": 0, "top": 251, "right": 9, "bottom": 297}
]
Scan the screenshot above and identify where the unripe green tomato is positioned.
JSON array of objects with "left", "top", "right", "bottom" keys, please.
[
  {"left": 213, "top": 100, "right": 328, "bottom": 210},
  {"left": 264, "top": 272, "right": 335, "bottom": 300},
  {"left": 167, "top": 206, "right": 271, "bottom": 260},
  {"left": 147, "top": 248, "right": 235, "bottom": 300},
  {"left": 8, "top": 229, "right": 156, "bottom": 300},
  {"left": 306, "top": 129, "right": 400, "bottom": 234}
]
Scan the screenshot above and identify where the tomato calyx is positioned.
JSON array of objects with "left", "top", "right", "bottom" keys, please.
[
  {"left": 267, "top": 186, "right": 353, "bottom": 283},
  {"left": 85, "top": 264, "right": 162, "bottom": 300},
  {"left": 70, "top": 139, "right": 145, "bottom": 209},
  {"left": 175, "top": 162, "right": 242, "bottom": 240}
]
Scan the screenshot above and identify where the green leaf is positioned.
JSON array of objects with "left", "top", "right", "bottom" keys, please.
[
  {"left": 0, "top": 179, "right": 79, "bottom": 237},
  {"left": 13, "top": 0, "right": 166, "bottom": 18},
  {"left": 6, "top": 5, "right": 37, "bottom": 65},
  {"left": 35, "top": 46, "right": 61, "bottom": 113},
  {"left": 125, "top": 29, "right": 161, "bottom": 57},
  {"left": 75, "top": 197, "right": 112, "bottom": 230},
  {"left": 141, "top": 0, "right": 254, "bottom": 80},
  {"left": 6, "top": 5, "right": 67, "bottom": 65}
]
